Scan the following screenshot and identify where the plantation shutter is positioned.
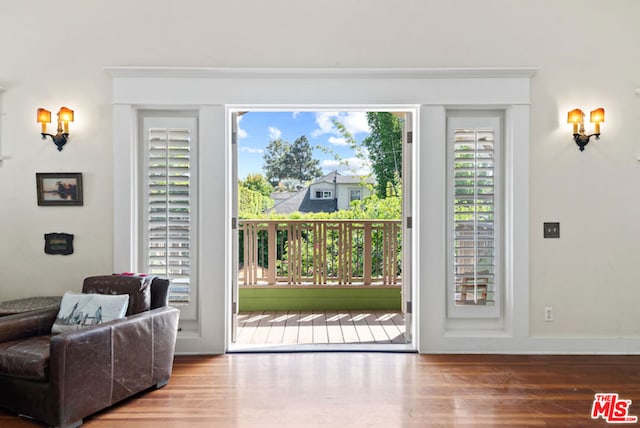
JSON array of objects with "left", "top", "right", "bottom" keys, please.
[
  {"left": 448, "top": 115, "right": 501, "bottom": 317},
  {"left": 142, "top": 115, "right": 198, "bottom": 320}
]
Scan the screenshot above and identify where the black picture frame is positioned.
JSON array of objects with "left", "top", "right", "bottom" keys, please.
[
  {"left": 36, "top": 173, "right": 83, "bottom": 206},
  {"left": 44, "top": 233, "right": 74, "bottom": 255}
]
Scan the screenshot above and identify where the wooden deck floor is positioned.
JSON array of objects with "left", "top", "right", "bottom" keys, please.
[
  {"left": 235, "top": 310, "right": 407, "bottom": 345},
  {"left": 3, "top": 353, "right": 640, "bottom": 427}
]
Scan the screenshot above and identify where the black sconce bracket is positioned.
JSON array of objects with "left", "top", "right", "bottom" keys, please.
[
  {"left": 573, "top": 133, "right": 600, "bottom": 152},
  {"left": 41, "top": 132, "right": 69, "bottom": 151}
]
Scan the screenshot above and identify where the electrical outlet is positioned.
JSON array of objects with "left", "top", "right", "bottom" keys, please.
[{"left": 544, "top": 307, "right": 553, "bottom": 322}]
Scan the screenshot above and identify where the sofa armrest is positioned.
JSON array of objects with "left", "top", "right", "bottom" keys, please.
[
  {"left": 0, "top": 308, "right": 58, "bottom": 343},
  {"left": 48, "top": 306, "right": 179, "bottom": 426}
]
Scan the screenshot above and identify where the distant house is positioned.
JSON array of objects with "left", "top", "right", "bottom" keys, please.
[{"left": 270, "top": 171, "right": 375, "bottom": 214}]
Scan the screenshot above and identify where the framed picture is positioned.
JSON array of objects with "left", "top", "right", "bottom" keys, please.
[
  {"left": 44, "top": 233, "right": 74, "bottom": 255},
  {"left": 36, "top": 173, "right": 83, "bottom": 206}
]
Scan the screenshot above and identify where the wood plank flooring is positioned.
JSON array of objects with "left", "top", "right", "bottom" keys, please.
[
  {"left": 2, "top": 354, "right": 640, "bottom": 427},
  {"left": 236, "top": 311, "right": 407, "bottom": 345}
]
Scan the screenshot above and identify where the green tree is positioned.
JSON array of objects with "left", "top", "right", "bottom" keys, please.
[
  {"left": 263, "top": 138, "right": 289, "bottom": 185},
  {"left": 263, "top": 136, "right": 323, "bottom": 186},
  {"left": 239, "top": 174, "right": 274, "bottom": 217},
  {"left": 285, "top": 136, "right": 323, "bottom": 182},
  {"left": 349, "top": 175, "right": 402, "bottom": 219},
  {"left": 242, "top": 173, "right": 273, "bottom": 198},
  {"left": 362, "top": 112, "right": 403, "bottom": 198},
  {"left": 238, "top": 186, "right": 265, "bottom": 218}
]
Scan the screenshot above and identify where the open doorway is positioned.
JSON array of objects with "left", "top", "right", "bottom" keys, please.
[{"left": 229, "top": 108, "right": 415, "bottom": 351}]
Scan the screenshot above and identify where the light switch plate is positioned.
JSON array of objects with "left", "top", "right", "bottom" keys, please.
[{"left": 544, "top": 222, "right": 560, "bottom": 238}]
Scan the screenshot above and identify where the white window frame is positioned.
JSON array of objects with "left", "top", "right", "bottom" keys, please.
[
  {"left": 446, "top": 112, "right": 502, "bottom": 319},
  {"left": 315, "top": 190, "right": 332, "bottom": 199},
  {"left": 349, "top": 189, "right": 362, "bottom": 202},
  {"left": 139, "top": 111, "right": 198, "bottom": 325}
]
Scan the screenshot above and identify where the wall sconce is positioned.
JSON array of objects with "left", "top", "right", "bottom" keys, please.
[
  {"left": 567, "top": 107, "right": 604, "bottom": 152},
  {"left": 37, "top": 107, "right": 74, "bottom": 151}
]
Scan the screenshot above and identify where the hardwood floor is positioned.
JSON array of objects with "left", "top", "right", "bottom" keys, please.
[
  {"left": 1, "top": 354, "right": 640, "bottom": 427},
  {"left": 236, "top": 311, "right": 407, "bottom": 345}
]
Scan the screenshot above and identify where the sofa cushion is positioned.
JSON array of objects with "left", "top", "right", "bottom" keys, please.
[
  {"left": 83, "top": 275, "right": 151, "bottom": 315},
  {"left": 51, "top": 292, "right": 129, "bottom": 334},
  {"left": 0, "top": 335, "right": 51, "bottom": 381}
]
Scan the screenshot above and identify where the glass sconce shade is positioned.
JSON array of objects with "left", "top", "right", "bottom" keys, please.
[
  {"left": 37, "top": 108, "right": 52, "bottom": 133},
  {"left": 58, "top": 107, "right": 74, "bottom": 123},
  {"left": 37, "top": 108, "right": 51, "bottom": 124},
  {"left": 590, "top": 108, "right": 604, "bottom": 124},
  {"left": 567, "top": 109, "right": 584, "bottom": 124}
]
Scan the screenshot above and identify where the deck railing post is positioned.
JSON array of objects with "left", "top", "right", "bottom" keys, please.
[
  {"left": 363, "top": 222, "right": 372, "bottom": 285},
  {"left": 267, "top": 222, "right": 277, "bottom": 285}
]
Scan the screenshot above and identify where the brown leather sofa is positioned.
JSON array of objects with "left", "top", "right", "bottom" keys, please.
[{"left": 0, "top": 275, "right": 180, "bottom": 428}]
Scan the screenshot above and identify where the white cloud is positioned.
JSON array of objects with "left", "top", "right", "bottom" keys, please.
[
  {"left": 312, "top": 112, "right": 339, "bottom": 137},
  {"left": 322, "top": 157, "right": 371, "bottom": 176},
  {"left": 292, "top": 112, "right": 300, "bottom": 119},
  {"left": 341, "top": 112, "right": 370, "bottom": 135},
  {"left": 240, "top": 146, "right": 263, "bottom": 154},
  {"left": 237, "top": 115, "right": 248, "bottom": 138},
  {"left": 268, "top": 126, "right": 282, "bottom": 140},
  {"left": 312, "top": 112, "right": 370, "bottom": 138},
  {"left": 328, "top": 136, "right": 348, "bottom": 146}
]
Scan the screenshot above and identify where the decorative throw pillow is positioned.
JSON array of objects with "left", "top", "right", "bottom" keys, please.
[{"left": 51, "top": 291, "right": 130, "bottom": 334}]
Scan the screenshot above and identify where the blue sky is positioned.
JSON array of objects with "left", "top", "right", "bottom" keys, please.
[{"left": 237, "top": 111, "right": 372, "bottom": 180}]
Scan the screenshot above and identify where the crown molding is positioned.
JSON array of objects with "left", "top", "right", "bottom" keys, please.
[{"left": 105, "top": 66, "right": 539, "bottom": 80}]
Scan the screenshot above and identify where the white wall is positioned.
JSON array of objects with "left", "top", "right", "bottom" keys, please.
[
  {"left": 309, "top": 183, "right": 334, "bottom": 200},
  {"left": 1, "top": 0, "right": 639, "bottom": 344},
  {"left": 336, "top": 185, "right": 372, "bottom": 211}
]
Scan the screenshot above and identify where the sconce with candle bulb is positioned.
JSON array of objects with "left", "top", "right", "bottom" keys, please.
[
  {"left": 567, "top": 107, "right": 604, "bottom": 152},
  {"left": 37, "top": 107, "right": 74, "bottom": 151}
]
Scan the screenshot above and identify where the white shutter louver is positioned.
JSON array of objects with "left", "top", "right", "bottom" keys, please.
[
  {"left": 147, "top": 126, "right": 192, "bottom": 306},
  {"left": 452, "top": 127, "right": 496, "bottom": 307}
]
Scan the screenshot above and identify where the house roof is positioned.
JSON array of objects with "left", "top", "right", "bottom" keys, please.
[
  {"left": 269, "top": 171, "right": 374, "bottom": 214},
  {"left": 270, "top": 188, "right": 336, "bottom": 214},
  {"left": 311, "top": 170, "right": 375, "bottom": 186},
  {"left": 270, "top": 191, "right": 297, "bottom": 201}
]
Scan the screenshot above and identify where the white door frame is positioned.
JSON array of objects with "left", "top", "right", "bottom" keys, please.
[
  {"left": 227, "top": 106, "right": 417, "bottom": 352},
  {"left": 108, "top": 67, "right": 535, "bottom": 354}
]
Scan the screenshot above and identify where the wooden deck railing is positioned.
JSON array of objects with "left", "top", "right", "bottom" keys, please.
[{"left": 239, "top": 219, "right": 401, "bottom": 287}]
